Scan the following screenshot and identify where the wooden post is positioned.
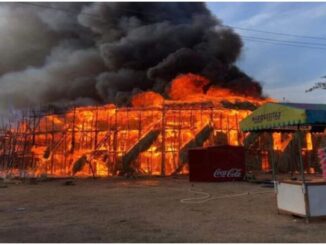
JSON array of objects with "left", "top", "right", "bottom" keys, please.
[
  {"left": 126, "top": 108, "right": 130, "bottom": 159},
  {"left": 50, "top": 112, "right": 55, "bottom": 175},
  {"left": 137, "top": 110, "right": 142, "bottom": 173},
  {"left": 71, "top": 106, "right": 76, "bottom": 154},
  {"left": 94, "top": 106, "right": 99, "bottom": 149},
  {"left": 21, "top": 114, "right": 28, "bottom": 178},
  {"left": 32, "top": 111, "right": 36, "bottom": 145},
  {"left": 235, "top": 113, "right": 241, "bottom": 146},
  {"left": 219, "top": 113, "right": 223, "bottom": 132},
  {"left": 1, "top": 129, "right": 6, "bottom": 172},
  {"left": 210, "top": 107, "right": 214, "bottom": 145},
  {"left": 63, "top": 114, "right": 67, "bottom": 175},
  {"left": 226, "top": 115, "right": 230, "bottom": 145},
  {"left": 269, "top": 133, "right": 277, "bottom": 186},
  {"left": 32, "top": 111, "right": 37, "bottom": 175},
  {"left": 5, "top": 123, "right": 9, "bottom": 172},
  {"left": 200, "top": 104, "right": 203, "bottom": 125},
  {"left": 92, "top": 107, "right": 99, "bottom": 176},
  {"left": 161, "top": 103, "right": 166, "bottom": 176},
  {"left": 113, "top": 109, "right": 118, "bottom": 170},
  {"left": 177, "top": 107, "right": 182, "bottom": 169},
  {"left": 171, "top": 108, "right": 177, "bottom": 171},
  {"left": 107, "top": 111, "right": 111, "bottom": 176},
  {"left": 296, "top": 131, "right": 310, "bottom": 222},
  {"left": 297, "top": 131, "right": 306, "bottom": 183}
]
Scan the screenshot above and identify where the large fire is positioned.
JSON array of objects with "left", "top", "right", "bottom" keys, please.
[
  {"left": 169, "top": 73, "right": 270, "bottom": 106},
  {"left": 0, "top": 73, "right": 277, "bottom": 177}
]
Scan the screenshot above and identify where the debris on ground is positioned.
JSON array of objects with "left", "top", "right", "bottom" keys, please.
[
  {"left": 0, "top": 183, "right": 8, "bottom": 188},
  {"left": 63, "top": 180, "right": 75, "bottom": 186},
  {"left": 3, "top": 177, "right": 22, "bottom": 185},
  {"left": 15, "top": 207, "right": 26, "bottom": 212},
  {"left": 39, "top": 174, "right": 49, "bottom": 182},
  {"left": 28, "top": 178, "right": 38, "bottom": 185}
]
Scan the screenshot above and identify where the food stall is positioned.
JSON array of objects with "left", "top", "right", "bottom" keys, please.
[{"left": 240, "top": 102, "right": 326, "bottom": 221}]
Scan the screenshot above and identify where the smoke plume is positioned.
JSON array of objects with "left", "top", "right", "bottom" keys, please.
[{"left": 0, "top": 2, "right": 263, "bottom": 114}]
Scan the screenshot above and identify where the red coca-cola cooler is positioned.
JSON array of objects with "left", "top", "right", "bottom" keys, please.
[{"left": 188, "top": 145, "right": 245, "bottom": 182}]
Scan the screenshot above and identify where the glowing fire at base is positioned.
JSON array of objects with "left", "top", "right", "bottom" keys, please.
[
  {"left": 270, "top": 131, "right": 316, "bottom": 173},
  {"left": 261, "top": 151, "right": 270, "bottom": 172},
  {"left": 306, "top": 132, "right": 313, "bottom": 151}
]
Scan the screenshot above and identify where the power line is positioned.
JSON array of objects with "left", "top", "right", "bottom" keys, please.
[
  {"left": 226, "top": 25, "right": 326, "bottom": 41},
  {"left": 241, "top": 35, "right": 326, "bottom": 49},
  {"left": 242, "top": 37, "right": 326, "bottom": 51}
]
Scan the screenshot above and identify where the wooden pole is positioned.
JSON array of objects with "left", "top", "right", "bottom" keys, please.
[
  {"left": 177, "top": 108, "right": 182, "bottom": 169},
  {"left": 137, "top": 110, "right": 142, "bottom": 173},
  {"left": 71, "top": 106, "right": 76, "bottom": 154},
  {"left": 21, "top": 114, "right": 28, "bottom": 178},
  {"left": 269, "top": 133, "right": 277, "bottom": 185},
  {"left": 210, "top": 107, "right": 214, "bottom": 145},
  {"left": 1, "top": 129, "right": 6, "bottom": 172},
  {"left": 32, "top": 111, "right": 37, "bottom": 175},
  {"left": 297, "top": 131, "right": 306, "bottom": 183},
  {"left": 113, "top": 109, "right": 118, "bottom": 171},
  {"left": 226, "top": 115, "right": 230, "bottom": 144},
  {"left": 50, "top": 112, "right": 55, "bottom": 175},
  {"left": 161, "top": 103, "right": 166, "bottom": 176},
  {"left": 94, "top": 106, "right": 99, "bottom": 149},
  {"left": 63, "top": 114, "right": 67, "bottom": 175},
  {"left": 107, "top": 111, "right": 111, "bottom": 176},
  {"left": 296, "top": 130, "right": 310, "bottom": 222}
]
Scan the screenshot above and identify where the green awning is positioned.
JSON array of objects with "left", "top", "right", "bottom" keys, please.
[{"left": 240, "top": 102, "right": 326, "bottom": 132}]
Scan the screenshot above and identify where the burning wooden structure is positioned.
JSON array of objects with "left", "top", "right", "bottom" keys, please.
[
  {"left": 2, "top": 101, "right": 322, "bottom": 178},
  {"left": 0, "top": 73, "right": 277, "bottom": 178},
  {"left": 0, "top": 101, "right": 253, "bottom": 177}
]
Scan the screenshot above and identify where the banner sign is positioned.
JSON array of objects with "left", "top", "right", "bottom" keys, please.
[
  {"left": 252, "top": 111, "right": 281, "bottom": 124},
  {"left": 240, "top": 103, "right": 307, "bottom": 132}
]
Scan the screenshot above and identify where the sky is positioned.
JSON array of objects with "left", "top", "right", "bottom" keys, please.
[{"left": 207, "top": 2, "right": 326, "bottom": 103}]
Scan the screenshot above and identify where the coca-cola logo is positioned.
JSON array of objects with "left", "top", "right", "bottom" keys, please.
[{"left": 213, "top": 168, "right": 242, "bottom": 178}]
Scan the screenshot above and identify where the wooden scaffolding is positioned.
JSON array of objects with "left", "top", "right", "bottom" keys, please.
[{"left": 0, "top": 102, "right": 251, "bottom": 177}]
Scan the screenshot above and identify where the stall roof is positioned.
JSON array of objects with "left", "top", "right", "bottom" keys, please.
[{"left": 240, "top": 102, "right": 326, "bottom": 132}]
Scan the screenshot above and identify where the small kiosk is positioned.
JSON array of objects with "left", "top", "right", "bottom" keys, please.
[{"left": 240, "top": 103, "right": 326, "bottom": 221}]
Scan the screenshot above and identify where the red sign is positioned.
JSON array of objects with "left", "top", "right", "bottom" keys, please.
[{"left": 188, "top": 145, "right": 245, "bottom": 182}]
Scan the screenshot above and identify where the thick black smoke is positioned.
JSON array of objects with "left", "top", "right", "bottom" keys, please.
[{"left": 0, "top": 2, "right": 263, "bottom": 114}]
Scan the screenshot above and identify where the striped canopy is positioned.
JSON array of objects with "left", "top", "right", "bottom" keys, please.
[{"left": 240, "top": 102, "right": 326, "bottom": 132}]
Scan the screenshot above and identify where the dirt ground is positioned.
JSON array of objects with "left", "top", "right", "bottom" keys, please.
[{"left": 1, "top": 176, "right": 326, "bottom": 243}]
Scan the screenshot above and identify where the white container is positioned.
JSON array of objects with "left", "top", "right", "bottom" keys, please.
[{"left": 277, "top": 180, "right": 326, "bottom": 219}]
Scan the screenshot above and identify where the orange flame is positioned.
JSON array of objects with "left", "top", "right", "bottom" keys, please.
[
  {"left": 273, "top": 132, "right": 282, "bottom": 151},
  {"left": 306, "top": 132, "right": 313, "bottom": 151},
  {"left": 1, "top": 73, "right": 275, "bottom": 177},
  {"left": 131, "top": 91, "right": 164, "bottom": 107},
  {"left": 261, "top": 151, "right": 269, "bottom": 171},
  {"left": 169, "top": 73, "right": 209, "bottom": 100}
]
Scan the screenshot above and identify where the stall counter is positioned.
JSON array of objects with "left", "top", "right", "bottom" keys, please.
[{"left": 277, "top": 179, "right": 326, "bottom": 218}]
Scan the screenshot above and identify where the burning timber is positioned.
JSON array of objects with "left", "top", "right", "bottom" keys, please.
[
  {"left": 5, "top": 71, "right": 322, "bottom": 178},
  {"left": 0, "top": 100, "right": 254, "bottom": 178},
  {"left": 1, "top": 100, "right": 324, "bottom": 178}
]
